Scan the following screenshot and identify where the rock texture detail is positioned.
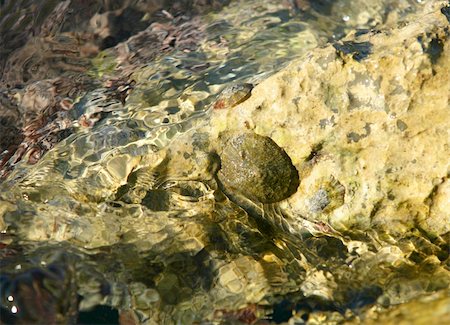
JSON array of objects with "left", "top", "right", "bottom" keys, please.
[
  {"left": 0, "top": 1, "right": 449, "bottom": 324},
  {"left": 208, "top": 1, "right": 450, "bottom": 237}
]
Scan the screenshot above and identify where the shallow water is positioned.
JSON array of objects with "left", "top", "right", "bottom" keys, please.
[{"left": 1, "top": 0, "right": 448, "bottom": 324}]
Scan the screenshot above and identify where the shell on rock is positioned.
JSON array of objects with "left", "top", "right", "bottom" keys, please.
[
  {"left": 217, "top": 132, "right": 299, "bottom": 204},
  {"left": 213, "top": 83, "right": 253, "bottom": 109}
]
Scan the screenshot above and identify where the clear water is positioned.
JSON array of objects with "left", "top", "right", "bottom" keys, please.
[{"left": 1, "top": 0, "right": 448, "bottom": 324}]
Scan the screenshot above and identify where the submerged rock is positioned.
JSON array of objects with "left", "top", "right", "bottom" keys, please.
[
  {"left": 0, "top": 253, "right": 78, "bottom": 324},
  {"left": 0, "top": 1, "right": 449, "bottom": 324}
]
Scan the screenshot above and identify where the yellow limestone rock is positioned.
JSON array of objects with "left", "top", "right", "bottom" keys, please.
[{"left": 208, "top": 1, "right": 450, "bottom": 237}]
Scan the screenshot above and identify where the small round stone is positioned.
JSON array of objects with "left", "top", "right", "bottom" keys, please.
[{"left": 217, "top": 132, "right": 299, "bottom": 203}]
